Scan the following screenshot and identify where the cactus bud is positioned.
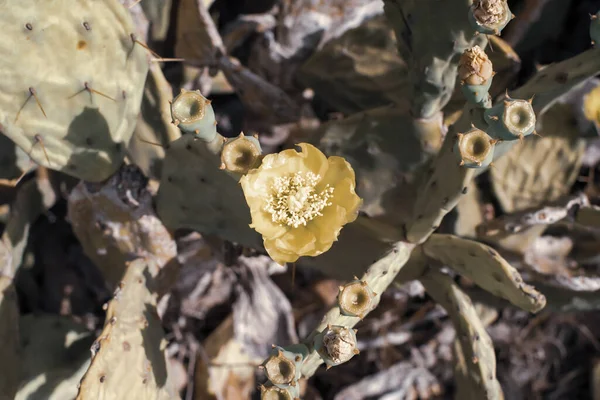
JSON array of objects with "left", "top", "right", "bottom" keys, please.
[
  {"left": 314, "top": 325, "right": 360, "bottom": 369},
  {"left": 337, "top": 278, "right": 376, "bottom": 318},
  {"left": 453, "top": 128, "right": 496, "bottom": 169},
  {"left": 220, "top": 132, "right": 262, "bottom": 174},
  {"left": 458, "top": 46, "right": 494, "bottom": 86},
  {"left": 170, "top": 89, "right": 218, "bottom": 141},
  {"left": 469, "top": 0, "right": 512, "bottom": 35}
]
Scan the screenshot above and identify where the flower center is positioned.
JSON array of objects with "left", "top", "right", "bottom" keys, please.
[{"left": 264, "top": 171, "right": 334, "bottom": 228}]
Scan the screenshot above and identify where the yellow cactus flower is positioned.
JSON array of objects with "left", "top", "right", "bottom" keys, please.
[{"left": 240, "top": 143, "right": 362, "bottom": 265}]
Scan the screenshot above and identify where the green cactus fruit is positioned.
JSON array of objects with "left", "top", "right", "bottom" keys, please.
[
  {"left": 420, "top": 270, "right": 503, "bottom": 400},
  {"left": 458, "top": 45, "right": 495, "bottom": 105},
  {"left": 337, "top": 277, "right": 377, "bottom": 318},
  {"left": 423, "top": 234, "right": 546, "bottom": 313},
  {"left": 468, "top": 0, "right": 513, "bottom": 35},
  {"left": 220, "top": 133, "right": 263, "bottom": 175},
  {"left": 591, "top": 12, "right": 600, "bottom": 48},
  {"left": 156, "top": 134, "right": 263, "bottom": 248},
  {"left": 0, "top": 0, "right": 149, "bottom": 182},
  {"left": 170, "top": 89, "right": 218, "bottom": 141},
  {"left": 261, "top": 344, "right": 309, "bottom": 390},
  {"left": 484, "top": 97, "right": 537, "bottom": 141},
  {"left": 76, "top": 258, "right": 178, "bottom": 400},
  {"left": 453, "top": 128, "right": 496, "bottom": 169},
  {"left": 313, "top": 325, "right": 360, "bottom": 369},
  {"left": 259, "top": 382, "right": 300, "bottom": 400}
]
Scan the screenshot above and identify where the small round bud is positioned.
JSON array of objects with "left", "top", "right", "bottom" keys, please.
[{"left": 458, "top": 46, "right": 493, "bottom": 86}]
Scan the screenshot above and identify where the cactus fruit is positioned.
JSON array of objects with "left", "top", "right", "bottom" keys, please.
[
  {"left": 220, "top": 133, "right": 263, "bottom": 175},
  {"left": 453, "top": 127, "right": 496, "bottom": 168},
  {"left": 468, "top": 0, "right": 513, "bottom": 35},
  {"left": 420, "top": 270, "right": 502, "bottom": 400},
  {"left": 0, "top": 0, "right": 149, "bottom": 182},
  {"left": 337, "top": 277, "right": 377, "bottom": 318},
  {"left": 423, "top": 234, "right": 546, "bottom": 313},
  {"left": 259, "top": 383, "right": 300, "bottom": 400},
  {"left": 170, "top": 89, "right": 218, "bottom": 141},
  {"left": 458, "top": 45, "right": 495, "bottom": 105},
  {"left": 313, "top": 325, "right": 360, "bottom": 369},
  {"left": 261, "top": 344, "right": 309, "bottom": 390},
  {"left": 76, "top": 258, "right": 178, "bottom": 400},
  {"left": 490, "top": 103, "right": 585, "bottom": 213},
  {"left": 484, "top": 97, "right": 537, "bottom": 141}
]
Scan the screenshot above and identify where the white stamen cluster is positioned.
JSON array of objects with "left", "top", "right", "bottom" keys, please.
[{"left": 264, "top": 171, "right": 334, "bottom": 228}]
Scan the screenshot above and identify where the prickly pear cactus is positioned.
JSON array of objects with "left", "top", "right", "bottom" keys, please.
[
  {"left": 76, "top": 258, "right": 179, "bottom": 400},
  {"left": 0, "top": 0, "right": 149, "bottom": 182},
  {"left": 156, "top": 134, "right": 263, "bottom": 249}
]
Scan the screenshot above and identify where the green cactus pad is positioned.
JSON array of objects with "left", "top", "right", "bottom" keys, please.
[
  {"left": 383, "top": 0, "right": 486, "bottom": 118},
  {"left": 490, "top": 103, "right": 585, "bottom": 213},
  {"left": 420, "top": 270, "right": 503, "bottom": 400},
  {"left": 68, "top": 165, "right": 178, "bottom": 289},
  {"left": 0, "top": 0, "right": 149, "bottom": 182},
  {"left": 156, "top": 134, "right": 263, "bottom": 248},
  {"left": 76, "top": 258, "right": 178, "bottom": 400},
  {"left": 422, "top": 234, "right": 546, "bottom": 313},
  {"left": 512, "top": 47, "right": 600, "bottom": 115},
  {"left": 591, "top": 12, "right": 600, "bottom": 48}
]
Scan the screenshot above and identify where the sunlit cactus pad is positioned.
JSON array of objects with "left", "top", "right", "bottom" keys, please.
[{"left": 0, "top": 0, "right": 149, "bottom": 181}]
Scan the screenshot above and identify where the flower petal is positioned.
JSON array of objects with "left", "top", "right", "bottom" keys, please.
[
  {"left": 317, "top": 156, "right": 356, "bottom": 191},
  {"left": 296, "top": 143, "right": 329, "bottom": 177},
  {"left": 274, "top": 226, "right": 317, "bottom": 255},
  {"left": 307, "top": 204, "right": 346, "bottom": 245},
  {"left": 332, "top": 178, "right": 362, "bottom": 223},
  {"left": 264, "top": 239, "right": 299, "bottom": 264},
  {"left": 248, "top": 209, "right": 288, "bottom": 239}
]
